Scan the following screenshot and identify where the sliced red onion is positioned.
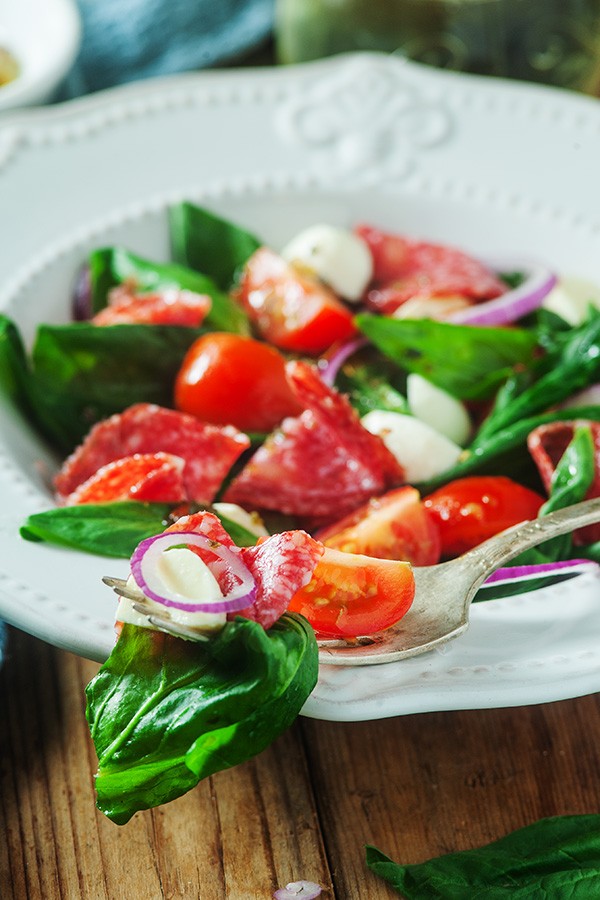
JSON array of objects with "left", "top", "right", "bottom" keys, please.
[
  {"left": 448, "top": 262, "right": 557, "bottom": 327},
  {"left": 130, "top": 531, "right": 256, "bottom": 613},
  {"left": 72, "top": 262, "right": 93, "bottom": 321},
  {"left": 482, "top": 558, "right": 598, "bottom": 587},
  {"left": 318, "top": 337, "right": 368, "bottom": 386},
  {"left": 273, "top": 881, "right": 322, "bottom": 900}
]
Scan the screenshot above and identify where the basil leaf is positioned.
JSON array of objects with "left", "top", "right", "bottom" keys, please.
[
  {"left": 89, "top": 246, "right": 249, "bottom": 334},
  {"left": 367, "top": 815, "right": 600, "bottom": 898},
  {"left": 86, "top": 614, "right": 317, "bottom": 824},
  {"left": 29, "top": 322, "right": 206, "bottom": 451},
  {"left": 475, "top": 308, "right": 600, "bottom": 444},
  {"left": 169, "top": 201, "right": 261, "bottom": 290},
  {"left": 20, "top": 502, "right": 175, "bottom": 557},
  {"left": 418, "top": 405, "right": 600, "bottom": 493},
  {"left": 20, "top": 502, "right": 260, "bottom": 558},
  {"left": 0, "top": 314, "right": 32, "bottom": 410},
  {"left": 356, "top": 315, "right": 537, "bottom": 401}
]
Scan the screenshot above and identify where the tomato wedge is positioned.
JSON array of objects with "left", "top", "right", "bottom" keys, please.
[
  {"left": 236, "top": 247, "right": 357, "bottom": 354},
  {"left": 287, "top": 547, "right": 415, "bottom": 638},
  {"left": 315, "top": 486, "right": 441, "bottom": 566},
  {"left": 423, "top": 475, "right": 545, "bottom": 558}
]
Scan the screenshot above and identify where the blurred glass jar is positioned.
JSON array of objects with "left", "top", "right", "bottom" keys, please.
[{"left": 274, "top": 0, "right": 600, "bottom": 95}]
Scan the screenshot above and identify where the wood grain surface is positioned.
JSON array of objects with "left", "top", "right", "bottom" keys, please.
[{"left": 2, "top": 625, "right": 600, "bottom": 899}]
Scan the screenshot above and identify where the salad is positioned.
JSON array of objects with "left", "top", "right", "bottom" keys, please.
[{"left": 1, "top": 201, "right": 599, "bottom": 823}]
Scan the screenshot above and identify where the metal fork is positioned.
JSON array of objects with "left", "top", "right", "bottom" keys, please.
[{"left": 317, "top": 497, "right": 600, "bottom": 666}]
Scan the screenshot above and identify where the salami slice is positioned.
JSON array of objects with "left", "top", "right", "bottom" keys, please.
[
  {"left": 224, "top": 361, "right": 404, "bottom": 518},
  {"left": 355, "top": 225, "right": 506, "bottom": 315},
  {"left": 528, "top": 419, "right": 600, "bottom": 545},
  {"left": 238, "top": 531, "right": 324, "bottom": 628},
  {"left": 54, "top": 403, "right": 250, "bottom": 504}
]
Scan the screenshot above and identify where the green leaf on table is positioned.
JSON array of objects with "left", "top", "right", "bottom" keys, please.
[
  {"left": 366, "top": 814, "right": 600, "bottom": 898},
  {"left": 86, "top": 614, "right": 318, "bottom": 824},
  {"left": 355, "top": 315, "right": 537, "bottom": 401},
  {"left": 336, "top": 361, "right": 409, "bottom": 417},
  {"left": 169, "top": 201, "right": 262, "bottom": 290},
  {"left": 89, "top": 246, "right": 249, "bottom": 334},
  {"left": 20, "top": 502, "right": 260, "bottom": 557}
]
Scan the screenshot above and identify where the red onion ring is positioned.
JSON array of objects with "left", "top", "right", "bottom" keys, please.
[
  {"left": 273, "top": 881, "right": 322, "bottom": 900},
  {"left": 318, "top": 336, "right": 368, "bottom": 386},
  {"left": 482, "top": 558, "right": 598, "bottom": 586},
  {"left": 130, "top": 531, "right": 256, "bottom": 613},
  {"left": 448, "top": 262, "right": 557, "bottom": 327}
]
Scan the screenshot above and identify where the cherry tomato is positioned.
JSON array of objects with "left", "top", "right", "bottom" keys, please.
[
  {"left": 236, "top": 247, "right": 357, "bottom": 355},
  {"left": 316, "top": 486, "right": 441, "bottom": 566},
  {"left": 287, "top": 547, "right": 415, "bottom": 638},
  {"left": 174, "top": 333, "right": 302, "bottom": 433},
  {"left": 423, "top": 476, "right": 545, "bottom": 558}
]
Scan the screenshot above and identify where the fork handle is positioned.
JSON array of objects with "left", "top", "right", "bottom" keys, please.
[{"left": 457, "top": 496, "right": 600, "bottom": 587}]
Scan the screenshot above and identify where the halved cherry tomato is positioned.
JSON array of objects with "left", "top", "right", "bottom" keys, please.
[
  {"left": 315, "top": 486, "right": 441, "bottom": 566},
  {"left": 174, "top": 333, "right": 302, "bottom": 433},
  {"left": 236, "top": 247, "right": 357, "bottom": 354},
  {"left": 423, "top": 475, "right": 545, "bottom": 558},
  {"left": 287, "top": 546, "right": 415, "bottom": 638}
]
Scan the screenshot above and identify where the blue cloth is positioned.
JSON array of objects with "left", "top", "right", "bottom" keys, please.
[{"left": 62, "top": 0, "right": 275, "bottom": 98}]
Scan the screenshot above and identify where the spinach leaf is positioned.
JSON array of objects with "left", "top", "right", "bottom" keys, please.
[
  {"left": 86, "top": 614, "right": 317, "bottom": 824},
  {"left": 169, "top": 201, "right": 261, "bottom": 290},
  {"left": 89, "top": 246, "right": 249, "bottom": 334},
  {"left": 29, "top": 322, "right": 206, "bottom": 451},
  {"left": 20, "top": 502, "right": 260, "bottom": 557},
  {"left": 356, "top": 315, "right": 537, "bottom": 401},
  {"left": 366, "top": 815, "right": 600, "bottom": 898}
]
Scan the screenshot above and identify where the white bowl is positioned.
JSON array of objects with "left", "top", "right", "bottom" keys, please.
[{"left": 0, "top": 0, "right": 81, "bottom": 112}]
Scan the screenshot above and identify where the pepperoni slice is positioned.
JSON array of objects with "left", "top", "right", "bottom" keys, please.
[
  {"left": 238, "top": 531, "right": 324, "bottom": 628},
  {"left": 92, "top": 285, "right": 211, "bottom": 327},
  {"left": 64, "top": 452, "right": 187, "bottom": 505},
  {"left": 355, "top": 225, "right": 506, "bottom": 315},
  {"left": 54, "top": 403, "right": 250, "bottom": 504},
  {"left": 528, "top": 419, "right": 600, "bottom": 545},
  {"left": 223, "top": 361, "right": 404, "bottom": 518}
]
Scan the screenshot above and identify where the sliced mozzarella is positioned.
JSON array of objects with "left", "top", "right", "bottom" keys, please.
[
  {"left": 280, "top": 224, "right": 373, "bottom": 301},
  {"left": 542, "top": 276, "right": 600, "bottom": 325},
  {"left": 407, "top": 373, "right": 471, "bottom": 446},
  {"left": 361, "top": 409, "right": 463, "bottom": 483},
  {"left": 116, "top": 549, "right": 226, "bottom": 633},
  {"left": 212, "top": 502, "right": 269, "bottom": 538}
]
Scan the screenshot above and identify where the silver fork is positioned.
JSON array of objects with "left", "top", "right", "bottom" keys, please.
[{"left": 317, "top": 497, "right": 600, "bottom": 666}]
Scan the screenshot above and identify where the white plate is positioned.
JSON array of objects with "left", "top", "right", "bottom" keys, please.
[{"left": 0, "top": 53, "right": 599, "bottom": 722}]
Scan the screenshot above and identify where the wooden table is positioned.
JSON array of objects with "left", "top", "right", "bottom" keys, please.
[{"left": 1, "top": 626, "right": 600, "bottom": 898}]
